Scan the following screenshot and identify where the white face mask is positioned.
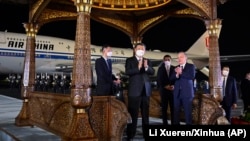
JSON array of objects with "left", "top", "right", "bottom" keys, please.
[
  {"left": 107, "top": 51, "right": 112, "bottom": 57},
  {"left": 164, "top": 61, "right": 170, "bottom": 66},
  {"left": 222, "top": 70, "right": 229, "bottom": 76},
  {"left": 136, "top": 50, "right": 144, "bottom": 57}
]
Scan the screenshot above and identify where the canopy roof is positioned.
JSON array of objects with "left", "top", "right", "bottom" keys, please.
[{"left": 1, "top": 0, "right": 228, "bottom": 37}]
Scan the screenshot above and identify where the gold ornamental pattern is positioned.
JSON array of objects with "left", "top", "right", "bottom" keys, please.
[{"left": 92, "top": 0, "right": 171, "bottom": 10}]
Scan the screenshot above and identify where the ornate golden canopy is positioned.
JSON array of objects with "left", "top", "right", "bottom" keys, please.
[
  {"left": 91, "top": 0, "right": 172, "bottom": 10},
  {"left": 24, "top": 0, "right": 227, "bottom": 39}
]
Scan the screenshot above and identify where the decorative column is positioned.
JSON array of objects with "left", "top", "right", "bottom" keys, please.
[
  {"left": 65, "top": 0, "right": 97, "bottom": 140},
  {"left": 205, "top": 19, "right": 222, "bottom": 102},
  {"left": 15, "top": 23, "right": 38, "bottom": 126}
]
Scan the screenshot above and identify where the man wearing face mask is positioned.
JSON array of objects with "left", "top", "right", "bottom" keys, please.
[
  {"left": 125, "top": 43, "right": 155, "bottom": 140},
  {"left": 95, "top": 44, "right": 120, "bottom": 96},
  {"left": 220, "top": 65, "right": 238, "bottom": 123},
  {"left": 156, "top": 54, "right": 175, "bottom": 125}
]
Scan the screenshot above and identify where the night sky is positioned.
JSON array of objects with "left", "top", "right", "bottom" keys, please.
[{"left": 0, "top": 0, "right": 249, "bottom": 81}]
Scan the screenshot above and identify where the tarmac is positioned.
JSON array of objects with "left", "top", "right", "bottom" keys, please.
[{"left": 0, "top": 88, "right": 244, "bottom": 141}]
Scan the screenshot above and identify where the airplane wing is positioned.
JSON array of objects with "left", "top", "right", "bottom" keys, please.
[{"left": 220, "top": 54, "right": 250, "bottom": 62}]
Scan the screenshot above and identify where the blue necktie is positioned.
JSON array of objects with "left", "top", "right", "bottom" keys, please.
[
  {"left": 222, "top": 77, "right": 226, "bottom": 97},
  {"left": 107, "top": 59, "right": 112, "bottom": 70}
]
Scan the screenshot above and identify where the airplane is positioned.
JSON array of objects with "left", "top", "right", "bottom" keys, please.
[
  {"left": 0, "top": 30, "right": 204, "bottom": 84},
  {"left": 0, "top": 29, "right": 249, "bottom": 86}
]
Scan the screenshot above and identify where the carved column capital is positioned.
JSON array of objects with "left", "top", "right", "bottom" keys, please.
[
  {"left": 205, "top": 19, "right": 222, "bottom": 37},
  {"left": 130, "top": 36, "right": 143, "bottom": 47},
  {"left": 23, "top": 23, "right": 39, "bottom": 37},
  {"left": 73, "top": 0, "right": 92, "bottom": 13}
]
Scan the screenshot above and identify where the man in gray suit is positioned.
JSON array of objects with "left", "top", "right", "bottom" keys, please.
[{"left": 125, "top": 43, "right": 155, "bottom": 140}]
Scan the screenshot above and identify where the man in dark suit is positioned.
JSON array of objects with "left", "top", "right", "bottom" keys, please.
[
  {"left": 220, "top": 65, "right": 238, "bottom": 123},
  {"left": 95, "top": 44, "right": 120, "bottom": 96},
  {"left": 157, "top": 54, "right": 175, "bottom": 125},
  {"left": 170, "top": 51, "right": 195, "bottom": 125},
  {"left": 240, "top": 71, "right": 250, "bottom": 112},
  {"left": 125, "top": 43, "right": 155, "bottom": 140}
]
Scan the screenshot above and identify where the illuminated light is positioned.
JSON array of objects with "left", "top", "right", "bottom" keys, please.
[
  {"left": 77, "top": 109, "right": 85, "bottom": 113},
  {"left": 205, "top": 19, "right": 221, "bottom": 37},
  {"left": 75, "top": 0, "right": 92, "bottom": 12}
]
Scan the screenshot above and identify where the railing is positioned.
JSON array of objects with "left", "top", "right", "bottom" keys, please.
[{"left": 15, "top": 92, "right": 131, "bottom": 141}]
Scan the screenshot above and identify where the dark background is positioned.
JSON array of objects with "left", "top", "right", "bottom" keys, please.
[{"left": 0, "top": 0, "right": 249, "bottom": 81}]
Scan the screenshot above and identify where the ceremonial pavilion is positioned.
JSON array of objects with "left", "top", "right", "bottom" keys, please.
[{"left": 1, "top": 0, "right": 230, "bottom": 141}]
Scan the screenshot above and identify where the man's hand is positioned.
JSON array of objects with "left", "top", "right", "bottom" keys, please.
[
  {"left": 114, "top": 79, "right": 121, "bottom": 85},
  {"left": 175, "top": 66, "right": 182, "bottom": 77},
  {"left": 164, "top": 85, "right": 174, "bottom": 91},
  {"left": 232, "top": 103, "right": 237, "bottom": 109}
]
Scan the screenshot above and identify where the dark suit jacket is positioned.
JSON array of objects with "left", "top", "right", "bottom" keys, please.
[
  {"left": 240, "top": 78, "right": 250, "bottom": 102},
  {"left": 95, "top": 56, "right": 116, "bottom": 95},
  {"left": 157, "top": 63, "right": 175, "bottom": 91},
  {"left": 125, "top": 56, "right": 155, "bottom": 97},
  {"left": 170, "top": 63, "right": 196, "bottom": 98},
  {"left": 221, "top": 76, "right": 238, "bottom": 107}
]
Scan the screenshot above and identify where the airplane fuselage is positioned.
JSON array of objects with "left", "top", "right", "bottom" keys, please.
[
  {"left": 0, "top": 31, "right": 138, "bottom": 74},
  {"left": 0, "top": 30, "right": 216, "bottom": 82},
  {"left": 0, "top": 31, "right": 174, "bottom": 88}
]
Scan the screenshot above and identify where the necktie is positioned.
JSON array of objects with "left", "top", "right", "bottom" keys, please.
[
  {"left": 222, "top": 77, "right": 226, "bottom": 97},
  {"left": 166, "top": 66, "right": 170, "bottom": 76},
  {"left": 107, "top": 59, "right": 112, "bottom": 70}
]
